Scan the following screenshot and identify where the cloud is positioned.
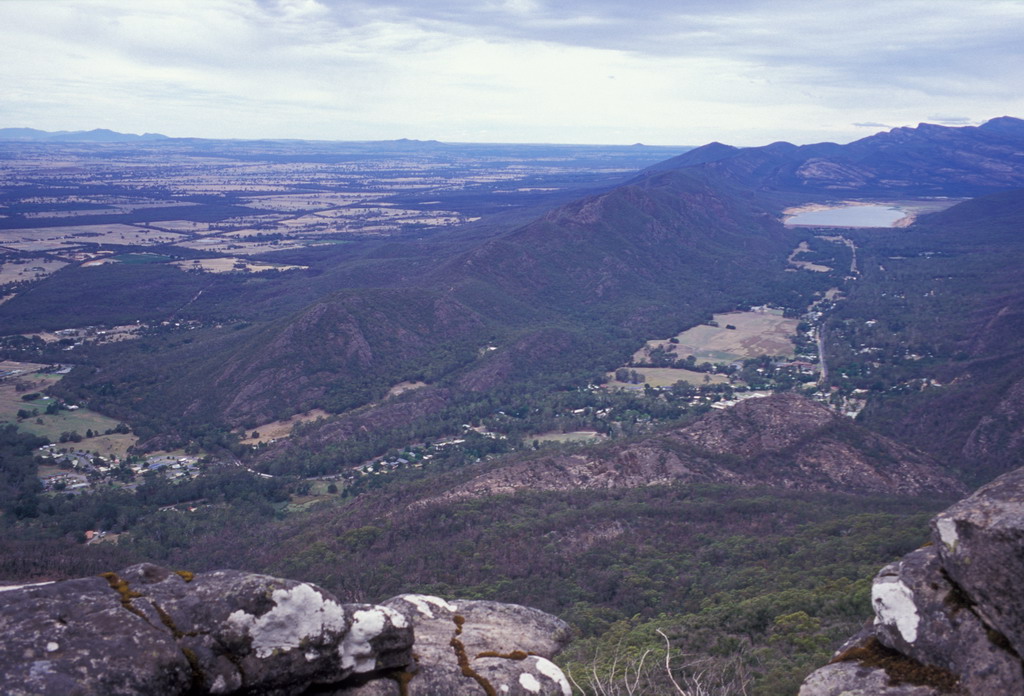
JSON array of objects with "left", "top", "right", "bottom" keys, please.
[
  {"left": 0, "top": 0, "right": 1022, "bottom": 145},
  {"left": 927, "top": 115, "right": 975, "bottom": 125}
]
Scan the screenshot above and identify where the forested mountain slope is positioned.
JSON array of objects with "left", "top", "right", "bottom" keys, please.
[{"left": 51, "top": 159, "right": 822, "bottom": 447}]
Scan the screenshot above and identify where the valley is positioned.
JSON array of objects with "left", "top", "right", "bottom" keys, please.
[{"left": 2, "top": 119, "right": 1024, "bottom": 695}]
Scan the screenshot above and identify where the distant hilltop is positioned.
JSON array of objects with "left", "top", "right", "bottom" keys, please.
[{"left": 0, "top": 127, "right": 169, "bottom": 142}]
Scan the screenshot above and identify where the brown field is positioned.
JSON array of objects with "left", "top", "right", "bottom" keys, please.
[
  {"left": 145, "top": 220, "right": 217, "bottom": 233},
  {"left": 0, "top": 360, "right": 51, "bottom": 375},
  {"left": 65, "top": 432, "right": 137, "bottom": 459},
  {"left": 241, "top": 192, "right": 385, "bottom": 211},
  {"left": 23, "top": 324, "right": 143, "bottom": 345},
  {"left": 634, "top": 310, "right": 798, "bottom": 365},
  {"left": 240, "top": 409, "right": 331, "bottom": 445}
]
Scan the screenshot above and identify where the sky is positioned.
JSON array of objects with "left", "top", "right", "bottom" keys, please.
[{"left": 1, "top": 0, "right": 1023, "bottom": 146}]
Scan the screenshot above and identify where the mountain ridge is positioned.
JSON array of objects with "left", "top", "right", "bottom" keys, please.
[
  {"left": 415, "top": 393, "right": 965, "bottom": 507},
  {"left": 0, "top": 127, "right": 170, "bottom": 142},
  {"left": 637, "top": 116, "right": 1024, "bottom": 200}
]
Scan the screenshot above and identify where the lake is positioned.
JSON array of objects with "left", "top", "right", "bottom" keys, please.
[{"left": 785, "top": 204, "right": 908, "bottom": 228}]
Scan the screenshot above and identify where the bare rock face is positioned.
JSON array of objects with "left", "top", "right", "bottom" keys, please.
[
  {"left": 800, "top": 466, "right": 1024, "bottom": 695},
  {"left": 337, "top": 594, "right": 573, "bottom": 696},
  {"left": 799, "top": 659, "right": 945, "bottom": 696},
  {"left": 933, "top": 466, "right": 1024, "bottom": 656},
  {"left": 0, "top": 574, "right": 193, "bottom": 696},
  {"left": 871, "top": 547, "right": 1022, "bottom": 694},
  {"left": 0, "top": 566, "right": 570, "bottom": 696}
]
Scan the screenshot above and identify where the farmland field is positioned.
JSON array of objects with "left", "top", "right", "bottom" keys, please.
[
  {"left": 0, "top": 258, "right": 68, "bottom": 285},
  {"left": 170, "top": 257, "right": 306, "bottom": 274},
  {"left": 533, "top": 430, "right": 607, "bottom": 443},
  {"left": 0, "top": 224, "right": 187, "bottom": 250},
  {"left": 0, "top": 363, "right": 136, "bottom": 456},
  {"left": 606, "top": 367, "right": 729, "bottom": 388},
  {"left": 634, "top": 309, "right": 799, "bottom": 365},
  {"left": 239, "top": 409, "right": 332, "bottom": 445}
]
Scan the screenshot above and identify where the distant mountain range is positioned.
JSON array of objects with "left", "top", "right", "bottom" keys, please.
[
  {"left": 0, "top": 127, "right": 170, "bottom": 143},
  {"left": 641, "top": 116, "right": 1024, "bottom": 198}
]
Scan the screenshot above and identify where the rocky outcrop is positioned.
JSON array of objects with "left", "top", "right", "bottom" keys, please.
[
  {"left": 800, "top": 467, "right": 1024, "bottom": 695},
  {"left": 338, "top": 595, "right": 573, "bottom": 695},
  {"left": 0, "top": 564, "right": 571, "bottom": 696}
]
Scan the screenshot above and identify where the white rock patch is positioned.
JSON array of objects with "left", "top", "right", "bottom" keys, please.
[
  {"left": 397, "top": 593, "right": 457, "bottom": 619},
  {"left": 533, "top": 656, "right": 572, "bottom": 696},
  {"left": 519, "top": 672, "right": 541, "bottom": 692},
  {"left": 936, "top": 517, "right": 959, "bottom": 552},
  {"left": 873, "top": 578, "right": 920, "bottom": 643},
  {"left": 0, "top": 581, "right": 54, "bottom": 593},
  {"left": 45, "top": 642, "right": 59, "bottom": 653},
  {"left": 340, "top": 608, "right": 388, "bottom": 672},
  {"left": 226, "top": 583, "right": 347, "bottom": 659},
  {"left": 381, "top": 605, "right": 409, "bottom": 629}
]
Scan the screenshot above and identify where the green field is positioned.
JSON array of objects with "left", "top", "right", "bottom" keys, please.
[{"left": 0, "top": 365, "right": 137, "bottom": 456}]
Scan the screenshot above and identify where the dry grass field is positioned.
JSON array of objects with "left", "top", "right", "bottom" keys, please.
[
  {"left": 634, "top": 310, "right": 798, "bottom": 365},
  {"left": 787, "top": 241, "right": 832, "bottom": 272},
  {"left": 239, "top": 409, "right": 331, "bottom": 445},
  {"left": 1, "top": 224, "right": 187, "bottom": 251},
  {"left": 533, "top": 430, "right": 607, "bottom": 443},
  {"left": 171, "top": 257, "right": 306, "bottom": 274},
  {"left": 386, "top": 381, "right": 428, "bottom": 398},
  {"left": 0, "top": 258, "right": 68, "bottom": 284}
]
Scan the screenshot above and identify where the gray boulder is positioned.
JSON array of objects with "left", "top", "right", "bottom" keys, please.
[
  {"left": 337, "top": 594, "right": 573, "bottom": 695},
  {"left": 871, "top": 547, "right": 1021, "bottom": 694},
  {"left": 0, "top": 575, "right": 192, "bottom": 696},
  {"left": 801, "top": 465, "right": 1024, "bottom": 695},
  {"left": 0, "top": 566, "right": 573, "bottom": 696},
  {"left": 0, "top": 564, "right": 413, "bottom": 696},
  {"left": 933, "top": 466, "right": 1024, "bottom": 657},
  {"left": 799, "top": 660, "right": 945, "bottom": 696}
]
